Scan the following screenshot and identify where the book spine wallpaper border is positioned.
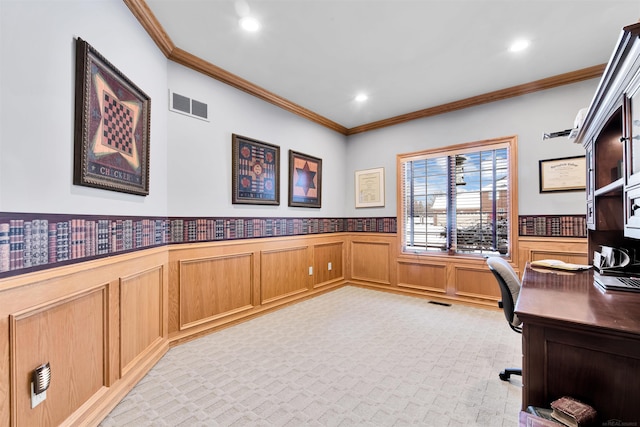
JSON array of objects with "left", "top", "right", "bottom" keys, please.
[
  {"left": 518, "top": 215, "right": 587, "bottom": 238},
  {"left": 0, "top": 213, "right": 397, "bottom": 279}
]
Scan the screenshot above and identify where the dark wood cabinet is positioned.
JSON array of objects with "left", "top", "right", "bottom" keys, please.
[
  {"left": 517, "top": 266, "right": 640, "bottom": 424},
  {"left": 576, "top": 22, "right": 640, "bottom": 254},
  {"left": 515, "top": 22, "right": 640, "bottom": 423}
]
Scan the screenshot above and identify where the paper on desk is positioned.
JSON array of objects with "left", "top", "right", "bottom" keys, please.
[{"left": 530, "top": 259, "right": 592, "bottom": 271}]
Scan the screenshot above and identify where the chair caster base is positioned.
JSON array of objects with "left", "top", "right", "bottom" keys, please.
[{"left": 499, "top": 368, "right": 522, "bottom": 381}]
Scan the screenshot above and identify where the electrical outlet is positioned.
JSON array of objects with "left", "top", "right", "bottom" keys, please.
[
  {"left": 309, "top": 266, "right": 313, "bottom": 275},
  {"left": 328, "top": 262, "right": 332, "bottom": 271},
  {"left": 31, "top": 383, "right": 46, "bottom": 408}
]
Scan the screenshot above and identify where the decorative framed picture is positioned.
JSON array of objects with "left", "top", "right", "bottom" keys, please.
[
  {"left": 355, "top": 167, "right": 385, "bottom": 208},
  {"left": 73, "top": 38, "right": 151, "bottom": 196},
  {"left": 231, "top": 134, "right": 280, "bottom": 205},
  {"left": 539, "top": 156, "right": 586, "bottom": 193},
  {"left": 288, "top": 150, "right": 322, "bottom": 208}
]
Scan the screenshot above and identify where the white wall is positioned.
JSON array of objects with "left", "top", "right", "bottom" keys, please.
[
  {"left": 344, "top": 79, "right": 597, "bottom": 217},
  {"left": 0, "top": 0, "right": 168, "bottom": 215},
  {"left": 166, "top": 62, "right": 348, "bottom": 217},
  {"left": 0, "top": 0, "right": 596, "bottom": 220}
]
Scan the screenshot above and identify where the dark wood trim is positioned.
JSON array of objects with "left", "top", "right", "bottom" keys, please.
[{"left": 127, "top": 1, "right": 605, "bottom": 136}]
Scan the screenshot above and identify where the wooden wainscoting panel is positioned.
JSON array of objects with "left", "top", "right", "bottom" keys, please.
[
  {"left": 261, "top": 246, "right": 310, "bottom": 304},
  {"left": 313, "top": 241, "right": 344, "bottom": 287},
  {"left": 10, "top": 287, "right": 107, "bottom": 427},
  {"left": 454, "top": 265, "right": 501, "bottom": 302},
  {"left": 397, "top": 261, "right": 447, "bottom": 293},
  {"left": 350, "top": 240, "right": 391, "bottom": 285},
  {"left": 179, "top": 253, "right": 254, "bottom": 330},
  {"left": 120, "top": 266, "right": 164, "bottom": 377},
  {"left": 518, "top": 237, "right": 588, "bottom": 275}
]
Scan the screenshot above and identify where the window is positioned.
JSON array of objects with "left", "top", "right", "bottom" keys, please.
[{"left": 398, "top": 136, "right": 517, "bottom": 257}]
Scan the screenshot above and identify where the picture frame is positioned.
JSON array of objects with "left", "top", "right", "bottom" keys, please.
[
  {"left": 231, "top": 134, "right": 280, "bottom": 205},
  {"left": 288, "top": 150, "right": 322, "bottom": 208},
  {"left": 73, "top": 38, "right": 151, "bottom": 196},
  {"left": 539, "top": 155, "right": 586, "bottom": 193},
  {"left": 355, "top": 167, "right": 385, "bottom": 208}
]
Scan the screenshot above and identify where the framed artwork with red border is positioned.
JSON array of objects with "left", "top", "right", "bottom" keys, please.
[
  {"left": 73, "top": 38, "right": 151, "bottom": 196},
  {"left": 232, "top": 134, "right": 280, "bottom": 205},
  {"left": 288, "top": 150, "right": 322, "bottom": 208}
]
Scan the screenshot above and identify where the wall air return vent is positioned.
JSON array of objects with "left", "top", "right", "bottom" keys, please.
[{"left": 169, "top": 90, "right": 209, "bottom": 121}]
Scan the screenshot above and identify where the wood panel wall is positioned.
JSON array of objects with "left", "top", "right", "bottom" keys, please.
[
  {"left": 11, "top": 288, "right": 107, "bottom": 426},
  {"left": 0, "top": 232, "right": 586, "bottom": 426},
  {"left": 261, "top": 246, "right": 310, "bottom": 303},
  {"left": 350, "top": 235, "right": 394, "bottom": 285},
  {"left": 394, "top": 254, "right": 501, "bottom": 307},
  {"left": 120, "top": 267, "right": 165, "bottom": 377},
  {"left": 167, "top": 234, "right": 346, "bottom": 345},
  {"left": 0, "top": 248, "right": 168, "bottom": 427},
  {"left": 518, "top": 237, "right": 589, "bottom": 277},
  {"left": 178, "top": 253, "right": 255, "bottom": 329},
  {"left": 351, "top": 235, "right": 587, "bottom": 308}
]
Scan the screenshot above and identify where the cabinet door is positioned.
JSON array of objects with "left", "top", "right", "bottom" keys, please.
[
  {"left": 625, "top": 73, "right": 640, "bottom": 188},
  {"left": 585, "top": 143, "right": 595, "bottom": 230},
  {"left": 624, "top": 72, "right": 640, "bottom": 238},
  {"left": 625, "top": 185, "right": 640, "bottom": 238}
]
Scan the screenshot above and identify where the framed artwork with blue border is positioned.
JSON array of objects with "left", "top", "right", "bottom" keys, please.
[
  {"left": 288, "top": 150, "right": 322, "bottom": 208},
  {"left": 73, "top": 38, "right": 151, "bottom": 196},
  {"left": 231, "top": 134, "right": 280, "bottom": 205}
]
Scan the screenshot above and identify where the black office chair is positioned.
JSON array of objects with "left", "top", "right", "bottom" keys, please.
[{"left": 486, "top": 256, "right": 522, "bottom": 381}]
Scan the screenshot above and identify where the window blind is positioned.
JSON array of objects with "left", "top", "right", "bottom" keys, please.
[{"left": 400, "top": 142, "right": 511, "bottom": 256}]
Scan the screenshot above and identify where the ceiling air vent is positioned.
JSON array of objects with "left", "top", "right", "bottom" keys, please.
[{"left": 169, "top": 90, "right": 209, "bottom": 121}]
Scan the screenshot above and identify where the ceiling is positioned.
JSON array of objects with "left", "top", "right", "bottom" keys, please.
[{"left": 142, "top": 0, "right": 640, "bottom": 132}]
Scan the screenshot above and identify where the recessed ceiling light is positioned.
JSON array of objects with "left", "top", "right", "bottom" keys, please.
[
  {"left": 509, "top": 39, "right": 530, "bottom": 53},
  {"left": 240, "top": 16, "right": 260, "bottom": 32},
  {"left": 355, "top": 93, "right": 368, "bottom": 102}
]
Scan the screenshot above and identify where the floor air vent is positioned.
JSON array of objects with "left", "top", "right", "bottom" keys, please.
[
  {"left": 169, "top": 90, "right": 209, "bottom": 121},
  {"left": 428, "top": 301, "right": 452, "bottom": 307}
]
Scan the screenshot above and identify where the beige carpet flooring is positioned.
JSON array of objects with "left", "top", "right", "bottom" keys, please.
[{"left": 100, "top": 286, "right": 522, "bottom": 426}]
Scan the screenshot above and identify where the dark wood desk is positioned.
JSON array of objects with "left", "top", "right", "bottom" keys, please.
[{"left": 515, "top": 264, "right": 640, "bottom": 424}]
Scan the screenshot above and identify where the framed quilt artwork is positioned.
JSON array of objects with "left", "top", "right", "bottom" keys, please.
[
  {"left": 73, "top": 38, "right": 151, "bottom": 196},
  {"left": 231, "top": 134, "right": 280, "bottom": 205},
  {"left": 288, "top": 150, "right": 322, "bottom": 208}
]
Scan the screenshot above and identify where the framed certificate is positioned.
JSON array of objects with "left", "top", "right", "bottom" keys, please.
[
  {"left": 539, "top": 156, "right": 586, "bottom": 193},
  {"left": 355, "top": 167, "right": 385, "bottom": 208}
]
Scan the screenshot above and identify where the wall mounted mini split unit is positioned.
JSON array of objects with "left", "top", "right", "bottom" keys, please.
[
  {"left": 169, "top": 90, "right": 209, "bottom": 121},
  {"left": 542, "top": 107, "right": 589, "bottom": 142}
]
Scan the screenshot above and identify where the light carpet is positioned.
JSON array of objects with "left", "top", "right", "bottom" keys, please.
[{"left": 100, "top": 286, "right": 522, "bottom": 426}]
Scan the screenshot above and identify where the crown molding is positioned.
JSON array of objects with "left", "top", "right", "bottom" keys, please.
[
  {"left": 346, "top": 64, "right": 605, "bottom": 135},
  {"left": 126, "top": 0, "right": 604, "bottom": 136},
  {"left": 123, "top": 0, "right": 175, "bottom": 57},
  {"left": 123, "top": 0, "right": 347, "bottom": 135},
  {"left": 168, "top": 47, "right": 348, "bottom": 134}
]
